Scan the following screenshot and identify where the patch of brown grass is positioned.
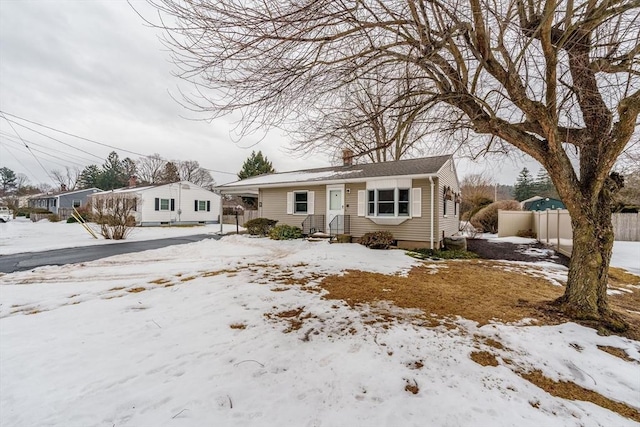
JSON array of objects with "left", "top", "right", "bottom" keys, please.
[
  {"left": 319, "top": 261, "right": 565, "bottom": 325},
  {"left": 149, "top": 278, "right": 171, "bottom": 285},
  {"left": 609, "top": 267, "right": 640, "bottom": 286},
  {"left": 202, "top": 269, "right": 237, "bottom": 277},
  {"left": 470, "top": 351, "right": 499, "bottom": 367},
  {"left": 127, "top": 287, "right": 146, "bottom": 293},
  {"left": 404, "top": 379, "right": 419, "bottom": 394},
  {"left": 521, "top": 370, "right": 640, "bottom": 422},
  {"left": 180, "top": 276, "right": 197, "bottom": 282},
  {"left": 609, "top": 285, "right": 640, "bottom": 339},
  {"left": 230, "top": 323, "right": 246, "bottom": 330},
  {"left": 597, "top": 345, "right": 635, "bottom": 362},
  {"left": 265, "top": 307, "right": 315, "bottom": 332},
  {"left": 109, "top": 287, "right": 125, "bottom": 291}
]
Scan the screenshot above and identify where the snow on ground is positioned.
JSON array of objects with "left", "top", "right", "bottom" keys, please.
[
  {"left": 612, "top": 241, "right": 640, "bottom": 275},
  {"left": 1, "top": 236, "right": 639, "bottom": 427},
  {"left": 0, "top": 217, "right": 240, "bottom": 255}
]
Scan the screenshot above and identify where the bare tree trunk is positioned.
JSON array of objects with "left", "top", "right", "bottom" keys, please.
[{"left": 558, "top": 185, "right": 624, "bottom": 330}]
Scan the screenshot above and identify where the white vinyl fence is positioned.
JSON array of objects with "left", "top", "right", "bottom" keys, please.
[{"left": 498, "top": 210, "right": 639, "bottom": 258}]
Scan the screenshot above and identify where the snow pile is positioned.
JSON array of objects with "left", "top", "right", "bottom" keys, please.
[{"left": 1, "top": 236, "right": 638, "bottom": 426}]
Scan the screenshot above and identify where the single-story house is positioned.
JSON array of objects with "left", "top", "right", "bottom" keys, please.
[
  {"left": 216, "top": 153, "right": 461, "bottom": 249},
  {"left": 523, "top": 197, "right": 565, "bottom": 211},
  {"left": 90, "top": 180, "right": 221, "bottom": 226},
  {"left": 28, "top": 188, "right": 103, "bottom": 215}
]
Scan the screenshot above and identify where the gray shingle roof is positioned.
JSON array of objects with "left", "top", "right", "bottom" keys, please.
[{"left": 218, "top": 154, "right": 452, "bottom": 189}]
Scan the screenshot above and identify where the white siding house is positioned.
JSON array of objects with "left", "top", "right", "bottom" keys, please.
[{"left": 91, "top": 181, "right": 220, "bottom": 226}]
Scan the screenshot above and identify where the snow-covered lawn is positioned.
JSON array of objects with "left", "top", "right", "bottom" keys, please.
[
  {"left": 0, "top": 217, "right": 239, "bottom": 255},
  {"left": 1, "top": 236, "right": 639, "bottom": 426}
]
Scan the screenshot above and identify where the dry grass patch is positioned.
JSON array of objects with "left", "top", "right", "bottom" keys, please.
[
  {"left": 609, "top": 267, "right": 640, "bottom": 286},
  {"left": 265, "top": 306, "right": 315, "bottom": 332},
  {"left": 521, "top": 370, "right": 640, "bottom": 422},
  {"left": 127, "top": 287, "right": 146, "bottom": 293},
  {"left": 202, "top": 269, "right": 238, "bottom": 277},
  {"left": 320, "top": 260, "right": 565, "bottom": 325},
  {"left": 180, "top": 276, "right": 197, "bottom": 282},
  {"left": 109, "top": 287, "right": 125, "bottom": 291},
  {"left": 597, "top": 345, "right": 636, "bottom": 362},
  {"left": 230, "top": 323, "right": 246, "bottom": 330},
  {"left": 149, "top": 278, "right": 171, "bottom": 285},
  {"left": 470, "top": 351, "right": 499, "bottom": 367}
]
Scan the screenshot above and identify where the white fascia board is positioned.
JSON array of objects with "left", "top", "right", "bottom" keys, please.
[{"left": 217, "top": 173, "right": 438, "bottom": 192}]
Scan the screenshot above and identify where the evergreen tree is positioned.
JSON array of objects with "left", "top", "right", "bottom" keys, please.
[
  {"left": 0, "top": 167, "right": 17, "bottom": 195},
  {"left": 99, "top": 151, "right": 128, "bottom": 190},
  {"left": 513, "top": 167, "right": 535, "bottom": 201},
  {"left": 237, "top": 151, "right": 275, "bottom": 179},
  {"left": 533, "top": 169, "right": 559, "bottom": 199},
  {"left": 78, "top": 165, "right": 102, "bottom": 189}
]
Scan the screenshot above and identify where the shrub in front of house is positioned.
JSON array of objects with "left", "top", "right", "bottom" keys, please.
[
  {"left": 48, "top": 214, "right": 61, "bottom": 223},
  {"left": 244, "top": 217, "right": 278, "bottom": 236},
  {"left": 268, "top": 224, "right": 303, "bottom": 240},
  {"left": 470, "top": 200, "right": 520, "bottom": 234},
  {"left": 359, "top": 231, "right": 394, "bottom": 249},
  {"left": 516, "top": 229, "right": 537, "bottom": 238}
]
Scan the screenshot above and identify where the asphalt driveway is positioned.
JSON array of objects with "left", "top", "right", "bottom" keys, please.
[{"left": 0, "top": 234, "right": 220, "bottom": 274}]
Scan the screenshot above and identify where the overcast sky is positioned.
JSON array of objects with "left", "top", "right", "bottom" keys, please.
[{"left": 0, "top": 0, "right": 542, "bottom": 188}]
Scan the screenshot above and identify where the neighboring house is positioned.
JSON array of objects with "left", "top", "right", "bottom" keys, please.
[
  {"left": 28, "top": 188, "right": 102, "bottom": 214},
  {"left": 523, "top": 197, "right": 565, "bottom": 211},
  {"left": 90, "top": 180, "right": 221, "bottom": 226},
  {"left": 216, "top": 153, "right": 461, "bottom": 249}
]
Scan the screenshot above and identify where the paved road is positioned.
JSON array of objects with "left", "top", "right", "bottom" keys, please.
[{"left": 0, "top": 234, "right": 220, "bottom": 274}]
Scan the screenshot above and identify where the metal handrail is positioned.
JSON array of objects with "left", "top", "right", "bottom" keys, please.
[
  {"left": 301, "top": 214, "right": 325, "bottom": 235},
  {"left": 329, "top": 215, "right": 350, "bottom": 237}
]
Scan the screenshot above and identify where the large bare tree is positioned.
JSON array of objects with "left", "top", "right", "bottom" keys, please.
[{"left": 149, "top": 0, "right": 640, "bottom": 328}]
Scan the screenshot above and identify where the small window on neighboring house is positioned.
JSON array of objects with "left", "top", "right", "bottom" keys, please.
[
  {"left": 198, "top": 200, "right": 207, "bottom": 211},
  {"left": 160, "top": 198, "right": 170, "bottom": 210},
  {"left": 294, "top": 192, "right": 308, "bottom": 214},
  {"left": 72, "top": 200, "right": 81, "bottom": 208}
]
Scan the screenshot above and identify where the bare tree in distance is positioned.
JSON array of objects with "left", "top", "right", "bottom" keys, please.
[
  {"left": 51, "top": 166, "right": 80, "bottom": 191},
  {"left": 91, "top": 194, "right": 138, "bottom": 240},
  {"left": 460, "top": 173, "right": 495, "bottom": 219},
  {"left": 177, "top": 160, "right": 215, "bottom": 188},
  {"left": 136, "top": 153, "right": 166, "bottom": 184},
  {"left": 149, "top": 0, "right": 640, "bottom": 329}
]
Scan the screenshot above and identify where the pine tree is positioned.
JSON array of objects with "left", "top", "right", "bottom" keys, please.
[
  {"left": 514, "top": 168, "right": 535, "bottom": 202},
  {"left": 237, "top": 151, "right": 275, "bottom": 179},
  {"left": 99, "top": 151, "right": 128, "bottom": 190},
  {"left": 533, "top": 169, "right": 559, "bottom": 199},
  {"left": 0, "top": 167, "right": 17, "bottom": 195},
  {"left": 78, "top": 165, "right": 102, "bottom": 189}
]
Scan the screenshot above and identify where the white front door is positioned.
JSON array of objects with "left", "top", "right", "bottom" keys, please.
[{"left": 326, "top": 184, "right": 345, "bottom": 233}]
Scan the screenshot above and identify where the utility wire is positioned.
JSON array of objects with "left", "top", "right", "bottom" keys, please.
[
  {"left": 0, "top": 142, "right": 40, "bottom": 184},
  {"left": 0, "top": 110, "right": 238, "bottom": 175},
  {"left": 0, "top": 113, "right": 56, "bottom": 184},
  {"left": 0, "top": 130, "right": 98, "bottom": 165},
  {"left": 2, "top": 138, "right": 86, "bottom": 168}
]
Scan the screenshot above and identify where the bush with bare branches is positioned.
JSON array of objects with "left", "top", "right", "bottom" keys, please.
[
  {"left": 471, "top": 200, "right": 521, "bottom": 234},
  {"left": 91, "top": 194, "right": 138, "bottom": 240}
]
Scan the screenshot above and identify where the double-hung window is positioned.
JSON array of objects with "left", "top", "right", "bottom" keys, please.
[
  {"left": 294, "top": 192, "right": 308, "bottom": 214},
  {"left": 160, "top": 198, "right": 170, "bottom": 210},
  {"left": 367, "top": 188, "right": 411, "bottom": 217}
]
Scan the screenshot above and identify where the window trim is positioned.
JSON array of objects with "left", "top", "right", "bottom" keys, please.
[
  {"left": 366, "top": 188, "right": 411, "bottom": 218},
  {"left": 198, "top": 200, "right": 207, "bottom": 211}
]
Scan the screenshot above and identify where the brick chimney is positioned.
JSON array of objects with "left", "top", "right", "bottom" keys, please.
[
  {"left": 342, "top": 149, "right": 354, "bottom": 166},
  {"left": 60, "top": 184, "right": 67, "bottom": 192},
  {"left": 128, "top": 175, "right": 138, "bottom": 188}
]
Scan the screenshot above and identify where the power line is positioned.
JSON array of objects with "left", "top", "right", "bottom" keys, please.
[
  {"left": 0, "top": 143, "right": 41, "bottom": 184},
  {"left": 0, "top": 131, "right": 96, "bottom": 166},
  {"left": 0, "top": 110, "right": 238, "bottom": 175},
  {"left": 0, "top": 112, "right": 56, "bottom": 184},
  {"left": 2, "top": 138, "right": 86, "bottom": 168}
]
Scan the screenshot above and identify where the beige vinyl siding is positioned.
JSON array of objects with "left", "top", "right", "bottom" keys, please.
[
  {"left": 437, "top": 158, "right": 461, "bottom": 241},
  {"left": 345, "top": 179, "right": 434, "bottom": 242},
  {"left": 259, "top": 186, "right": 326, "bottom": 228}
]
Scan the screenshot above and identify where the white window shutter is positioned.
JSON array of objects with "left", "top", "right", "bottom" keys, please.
[
  {"left": 307, "top": 191, "right": 315, "bottom": 214},
  {"left": 357, "top": 190, "right": 366, "bottom": 217},
  {"left": 412, "top": 188, "right": 422, "bottom": 217},
  {"left": 286, "top": 192, "right": 293, "bottom": 214}
]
